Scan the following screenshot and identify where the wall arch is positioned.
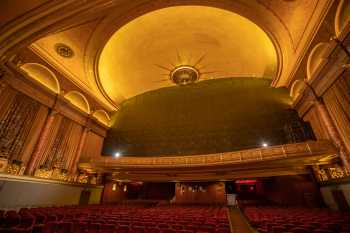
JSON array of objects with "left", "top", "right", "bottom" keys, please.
[
  {"left": 335, "top": 0, "right": 350, "bottom": 37},
  {"left": 20, "top": 63, "right": 60, "bottom": 93},
  {"left": 93, "top": 110, "right": 110, "bottom": 126},
  {"left": 290, "top": 79, "right": 306, "bottom": 101},
  {"left": 306, "top": 42, "right": 329, "bottom": 81},
  {"left": 64, "top": 91, "right": 90, "bottom": 114}
]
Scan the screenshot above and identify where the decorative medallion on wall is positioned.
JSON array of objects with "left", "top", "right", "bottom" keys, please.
[{"left": 55, "top": 43, "right": 74, "bottom": 58}]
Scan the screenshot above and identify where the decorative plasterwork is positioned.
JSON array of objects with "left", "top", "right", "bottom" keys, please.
[
  {"left": 1, "top": 62, "right": 108, "bottom": 137},
  {"left": 0, "top": 0, "right": 335, "bottom": 109},
  {"left": 54, "top": 43, "right": 74, "bottom": 58},
  {"left": 292, "top": 23, "right": 350, "bottom": 114}
]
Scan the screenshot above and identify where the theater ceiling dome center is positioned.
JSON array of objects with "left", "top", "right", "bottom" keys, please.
[{"left": 98, "top": 6, "right": 277, "bottom": 104}]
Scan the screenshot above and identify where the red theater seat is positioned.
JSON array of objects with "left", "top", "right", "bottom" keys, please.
[
  {"left": 100, "top": 224, "right": 115, "bottom": 233},
  {"left": 130, "top": 225, "right": 145, "bottom": 233},
  {"left": 13, "top": 216, "right": 35, "bottom": 233},
  {"left": 162, "top": 229, "right": 175, "bottom": 233},
  {"left": 291, "top": 227, "right": 310, "bottom": 233},
  {"left": 178, "top": 230, "right": 194, "bottom": 233},
  {"left": 313, "top": 230, "right": 334, "bottom": 233},
  {"left": 172, "top": 224, "right": 183, "bottom": 230},
  {"left": 117, "top": 225, "right": 130, "bottom": 233},
  {"left": 158, "top": 223, "right": 169, "bottom": 229},
  {"left": 216, "top": 228, "right": 231, "bottom": 233},
  {"left": 87, "top": 223, "right": 100, "bottom": 233},
  {"left": 42, "top": 222, "right": 57, "bottom": 233},
  {"left": 56, "top": 222, "right": 73, "bottom": 233},
  {"left": 72, "top": 222, "right": 88, "bottom": 233},
  {"left": 0, "top": 205, "right": 231, "bottom": 233},
  {"left": 147, "top": 227, "right": 160, "bottom": 233}
]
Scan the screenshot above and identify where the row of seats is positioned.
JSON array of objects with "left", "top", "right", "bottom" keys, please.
[
  {"left": 244, "top": 206, "right": 350, "bottom": 233},
  {"left": 0, "top": 204, "right": 231, "bottom": 233}
]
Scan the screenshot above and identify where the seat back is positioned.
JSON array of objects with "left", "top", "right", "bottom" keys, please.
[{"left": 42, "top": 221, "right": 57, "bottom": 233}]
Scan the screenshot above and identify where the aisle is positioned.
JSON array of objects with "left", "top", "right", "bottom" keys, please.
[{"left": 228, "top": 207, "right": 256, "bottom": 233}]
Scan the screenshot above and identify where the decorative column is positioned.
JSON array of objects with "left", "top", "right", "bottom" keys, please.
[
  {"left": 25, "top": 109, "right": 57, "bottom": 175},
  {"left": 70, "top": 126, "right": 89, "bottom": 175},
  {"left": 315, "top": 100, "right": 350, "bottom": 171}
]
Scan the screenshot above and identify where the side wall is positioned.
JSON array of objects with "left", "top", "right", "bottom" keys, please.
[
  {"left": 102, "top": 182, "right": 175, "bottom": 203},
  {"left": 261, "top": 175, "right": 322, "bottom": 207},
  {"left": 0, "top": 175, "right": 103, "bottom": 210},
  {"left": 0, "top": 63, "right": 108, "bottom": 180},
  {"left": 175, "top": 182, "right": 226, "bottom": 205}
]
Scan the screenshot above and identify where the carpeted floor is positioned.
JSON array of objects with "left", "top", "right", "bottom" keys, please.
[{"left": 228, "top": 208, "right": 256, "bottom": 233}]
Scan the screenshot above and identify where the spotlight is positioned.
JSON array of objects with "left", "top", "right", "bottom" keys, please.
[
  {"left": 262, "top": 143, "right": 268, "bottom": 147},
  {"left": 114, "top": 152, "right": 121, "bottom": 157}
]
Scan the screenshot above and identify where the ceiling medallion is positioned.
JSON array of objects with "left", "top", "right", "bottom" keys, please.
[
  {"left": 156, "top": 53, "right": 217, "bottom": 86},
  {"left": 170, "top": 65, "right": 199, "bottom": 86},
  {"left": 55, "top": 43, "right": 74, "bottom": 58}
]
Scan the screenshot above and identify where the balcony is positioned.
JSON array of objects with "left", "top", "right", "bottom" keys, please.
[{"left": 79, "top": 140, "right": 338, "bottom": 181}]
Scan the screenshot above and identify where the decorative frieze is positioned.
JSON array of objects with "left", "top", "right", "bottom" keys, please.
[
  {"left": 315, "top": 165, "right": 350, "bottom": 183},
  {"left": 6, "top": 160, "right": 25, "bottom": 175}
]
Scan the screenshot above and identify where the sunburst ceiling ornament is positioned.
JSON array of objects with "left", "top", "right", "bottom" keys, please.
[{"left": 156, "top": 53, "right": 217, "bottom": 86}]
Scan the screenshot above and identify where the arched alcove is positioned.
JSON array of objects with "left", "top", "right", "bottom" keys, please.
[
  {"left": 64, "top": 91, "right": 90, "bottom": 114},
  {"left": 93, "top": 110, "right": 110, "bottom": 126},
  {"left": 335, "top": 0, "right": 350, "bottom": 37},
  {"left": 20, "top": 63, "right": 60, "bottom": 94},
  {"left": 290, "top": 79, "right": 306, "bottom": 101},
  {"left": 306, "top": 42, "right": 329, "bottom": 81}
]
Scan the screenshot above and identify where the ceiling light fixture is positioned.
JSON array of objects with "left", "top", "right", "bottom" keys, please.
[
  {"left": 155, "top": 52, "right": 217, "bottom": 86},
  {"left": 170, "top": 65, "right": 199, "bottom": 85}
]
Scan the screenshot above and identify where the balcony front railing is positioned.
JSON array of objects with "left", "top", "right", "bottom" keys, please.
[{"left": 83, "top": 140, "right": 336, "bottom": 169}]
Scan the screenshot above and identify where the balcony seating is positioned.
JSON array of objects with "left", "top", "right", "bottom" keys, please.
[
  {"left": 244, "top": 206, "right": 350, "bottom": 233},
  {"left": 0, "top": 205, "right": 230, "bottom": 233}
]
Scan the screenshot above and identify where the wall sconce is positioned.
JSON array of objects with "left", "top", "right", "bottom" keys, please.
[
  {"left": 112, "top": 183, "right": 117, "bottom": 191},
  {"left": 123, "top": 185, "right": 127, "bottom": 192}
]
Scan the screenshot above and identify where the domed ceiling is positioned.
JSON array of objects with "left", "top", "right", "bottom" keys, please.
[{"left": 98, "top": 6, "right": 277, "bottom": 104}]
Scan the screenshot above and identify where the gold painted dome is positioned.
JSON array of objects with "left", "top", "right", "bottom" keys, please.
[{"left": 98, "top": 6, "right": 277, "bottom": 104}]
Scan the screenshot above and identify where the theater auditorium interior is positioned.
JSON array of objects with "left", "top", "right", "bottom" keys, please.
[{"left": 0, "top": 1, "right": 350, "bottom": 233}]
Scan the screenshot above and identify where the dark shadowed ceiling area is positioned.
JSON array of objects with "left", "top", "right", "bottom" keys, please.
[{"left": 102, "top": 78, "right": 302, "bottom": 157}]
